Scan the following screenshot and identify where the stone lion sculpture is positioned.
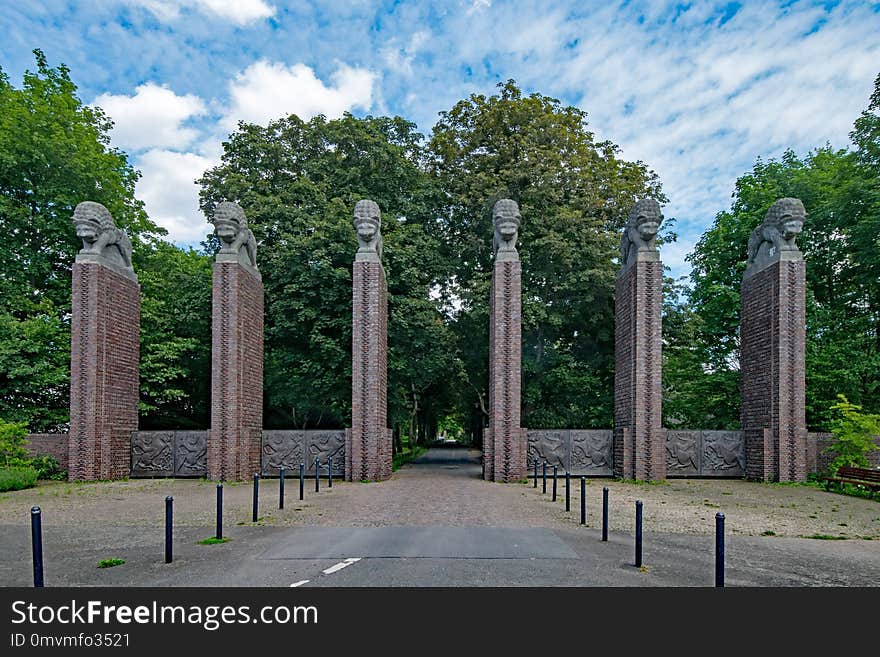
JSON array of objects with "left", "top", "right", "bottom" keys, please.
[
  {"left": 745, "top": 198, "right": 806, "bottom": 274},
  {"left": 211, "top": 201, "right": 257, "bottom": 268},
  {"left": 353, "top": 199, "right": 382, "bottom": 260},
  {"left": 72, "top": 201, "right": 133, "bottom": 271},
  {"left": 620, "top": 198, "right": 662, "bottom": 268},
  {"left": 492, "top": 198, "right": 521, "bottom": 256}
]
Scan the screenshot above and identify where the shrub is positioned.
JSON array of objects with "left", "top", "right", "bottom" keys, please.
[
  {"left": 0, "top": 419, "right": 29, "bottom": 468},
  {"left": 824, "top": 395, "right": 880, "bottom": 473},
  {"left": 28, "top": 455, "right": 67, "bottom": 480},
  {"left": 0, "top": 466, "right": 39, "bottom": 492}
]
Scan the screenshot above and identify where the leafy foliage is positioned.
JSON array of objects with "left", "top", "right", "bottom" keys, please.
[
  {"left": 824, "top": 395, "right": 880, "bottom": 473},
  {"left": 0, "top": 466, "right": 38, "bottom": 492}
]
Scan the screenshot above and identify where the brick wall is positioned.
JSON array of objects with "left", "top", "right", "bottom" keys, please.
[
  {"left": 807, "top": 432, "right": 880, "bottom": 473},
  {"left": 614, "top": 259, "right": 664, "bottom": 480},
  {"left": 208, "top": 262, "right": 264, "bottom": 482},
  {"left": 25, "top": 434, "right": 70, "bottom": 472},
  {"left": 69, "top": 262, "right": 140, "bottom": 481},
  {"left": 741, "top": 258, "right": 807, "bottom": 482},
  {"left": 348, "top": 259, "right": 391, "bottom": 481},
  {"left": 487, "top": 258, "right": 525, "bottom": 482}
]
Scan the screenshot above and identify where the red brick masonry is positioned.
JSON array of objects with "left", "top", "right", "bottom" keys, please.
[
  {"left": 208, "top": 262, "right": 264, "bottom": 482},
  {"left": 348, "top": 260, "right": 391, "bottom": 481},
  {"left": 68, "top": 261, "right": 140, "bottom": 481}
]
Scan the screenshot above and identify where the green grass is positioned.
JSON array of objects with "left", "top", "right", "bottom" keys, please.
[
  {"left": 0, "top": 466, "right": 39, "bottom": 492},
  {"left": 614, "top": 477, "right": 669, "bottom": 486},
  {"left": 801, "top": 534, "right": 849, "bottom": 540},
  {"left": 392, "top": 445, "right": 427, "bottom": 472},
  {"left": 97, "top": 558, "right": 125, "bottom": 568},
  {"left": 761, "top": 530, "right": 776, "bottom": 536},
  {"left": 198, "top": 537, "right": 230, "bottom": 545}
]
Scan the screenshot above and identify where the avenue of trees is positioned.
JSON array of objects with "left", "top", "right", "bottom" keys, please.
[{"left": 1, "top": 50, "right": 878, "bottom": 448}]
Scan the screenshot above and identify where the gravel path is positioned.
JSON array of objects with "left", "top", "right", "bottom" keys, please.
[{"left": 0, "top": 447, "right": 877, "bottom": 539}]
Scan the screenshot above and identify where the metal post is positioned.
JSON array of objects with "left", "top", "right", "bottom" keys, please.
[
  {"left": 542, "top": 462, "right": 547, "bottom": 493},
  {"left": 565, "top": 471, "right": 571, "bottom": 512},
  {"left": 602, "top": 487, "right": 609, "bottom": 542},
  {"left": 716, "top": 513, "right": 725, "bottom": 588},
  {"left": 580, "top": 477, "right": 586, "bottom": 525},
  {"left": 635, "top": 500, "right": 643, "bottom": 567},
  {"left": 552, "top": 466, "right": 558, "bottom": 502},
  {"left": 165, "top": 496, "right": 173, "bottom": 564},
  {"left": 279, "top": 467, "right": 285, "bottom": 510},
  {"left": 252, "top": 473, "right": 259, "bottom": 522},
  {"left": 533, "top": 459, "right": 538, "bottom": 487},
  {"left": 314, "top": 458, "right": 320, "bottom": 493},
  {"left": 299, "top": 463, "right": 304, "bottom": 501},
  {"left": 31, "top": 507, "right": 43, "bottom": 588},
  {"left": 328, "top": 457, "right": 333, "bottom": 488},
  {"left": 216, "top": 483, "right": 223, "bottom": 540}
]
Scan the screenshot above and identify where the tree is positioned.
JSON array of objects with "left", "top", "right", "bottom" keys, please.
[
  {"left": 0, "top": 50, "right": 162, "bottom": 430},
  {"left": 428, "top": 80, "right": 666, "bottom": 436},
  {"left": 198, "top": 113, "right": 457, "bottom": 434},
  {"left": 824, "top": 395, "right": 880, "bottom": 473}
]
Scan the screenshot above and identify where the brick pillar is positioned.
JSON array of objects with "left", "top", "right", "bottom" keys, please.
[
  {"left": 614, "top": 254, "right": 665, "bottom": 481},
  {"left": 69, "top": 258, "right": 140, "bottom": 481},
  {"left": 741, "top": 255, "right": 807, "bottom": 482},
  {"left": 347, "top": 254, "right": 391, "bottom": 481},
  {"left": 487, "top": 253, "right": 525, "bottom": 482},
  {"left": 208, "top": 261, "right": 264, "bottom": 482}
]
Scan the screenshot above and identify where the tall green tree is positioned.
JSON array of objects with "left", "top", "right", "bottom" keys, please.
[{"left": 428, "top": 81, "right": 666, "bottom": 437}]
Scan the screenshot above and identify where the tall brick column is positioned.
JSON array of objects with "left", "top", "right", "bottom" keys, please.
[
  {"left": 486, "top": 199, "right": 526, "bottom": 482},
  {"left": 614, "top": 199, "right": 665, "bottom": 481},
  {"left": 69, "top": 202, "right": 140, "bottom": 481},
  {"left": 347, "top": 199, "right": 391, "bottom": 481},
  {"left": 741, "top": 198, "right": 808, "bottom": 482},
  {"left": 208, "top": 202, "right": 264, "bottom": 482}
]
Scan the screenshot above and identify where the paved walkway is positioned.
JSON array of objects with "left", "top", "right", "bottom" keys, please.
[{"left": 0, "top": 448, "right": 877, "bottom": 586}]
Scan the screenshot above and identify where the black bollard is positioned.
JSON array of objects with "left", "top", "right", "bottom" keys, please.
[
  {"left": 328, "top": 457, "right": 333, "bottom": 488},
  {"left": 314, "top": 458, "right": 320, "bottom": 493},
  {"left": 216, "top": 484, "right": 223, "bottom": 540},
  {"left": 565, "top": 471, "right": 571, "bottom": 512},
  {"left": 299, "top": 463, "right": 304, "bottom": 501},
  {"left": 635, "top": 500, "right": 643, "bottom": 568},
  {"left": 252, "top": 473, "right": 260, "bottom": 522},
  {"left": 533, "top": 459, "right": 538, "bottom": 488},
  {"left": 165, "top": 496, "right": 173, "bottom": 564},
  {"left": 279, "top": 467, "right": 285, "bottom": 510},
  {"left": 31, "top": 506, "right": 43, "bottom": 588},
  {"left": 542, "top": 462, "right": 547, "bottom": 493},
  {"left": 602, "top": 487, "right": 609, "bottom": 542},
  {"left": 580, "top": 477, "right": 586, "bottom": 525},
  {"left": 716, "top": 513, "right": 725, "bottom": 588},
  {"left": 552, "top": 465, "right": 558, "bottom": 502}
]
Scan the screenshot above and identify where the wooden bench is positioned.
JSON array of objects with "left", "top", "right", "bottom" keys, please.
[{"left": 823, "top": 466, "right": 880, "bottom": 492}]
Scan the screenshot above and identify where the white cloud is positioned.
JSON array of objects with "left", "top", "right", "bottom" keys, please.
[
  {"left": 126, "top": 0, "right": 275, "bottom": 25},
  {"left": 382, "top": 30, "right": 431, "bottom": 76},
  {"left": 221, "top": 60, "right": 376, "bottom": 129},
  {"left": 135, "top": 149, "right": 215, "bottom": 243},
  {"left": 94, "top": 83, "right": 206, "bottom": 152}
]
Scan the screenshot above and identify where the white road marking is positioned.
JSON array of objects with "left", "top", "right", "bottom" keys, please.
[
  {"left": 322, "top": 557, "right": 362, "bottom": 575},
  {"left": 289, "top": 580, "right": 310, "bottom": 587}
]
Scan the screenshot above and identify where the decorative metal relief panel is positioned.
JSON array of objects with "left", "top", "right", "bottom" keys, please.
[
  {"left": 305, "top": 430, "right": 346, "bottom": 475},
  {"left": 666, "top": 431, "right": 700, "bottom": 476},
  {"left": 131, "top": 431, "right": 174, "bottom": 477},
  {"left": 527, "top": 430, "right": 567, "bottom": 471},
  {"left": 702, "top": 431, "right": 745, "bottom": 476},
  {"left": 173, "top": 431, "right": 207, "bottom": 476},
  {"left": 261, "top": 430, "right": 304, "bottom": 475},
  {"left": 570, "top": 430, "right": 613, "bottom": 476}
]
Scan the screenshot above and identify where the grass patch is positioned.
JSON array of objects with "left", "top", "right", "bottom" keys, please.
[
  {"left": 761, "top": 530, "right": 776, "bottom": 536},
  {"left": 615, "top": 477, "right": 669, "bottom": 486},
  {"left": 198, "top": 537, "right": 230, "bottom": 545},
  {"left": 97, "top": 558, "right": 125, "bottom": 568},
  {"left": 392, "top": 445, "right": 427, "bottom": 472},
  {"left": 802, "top": 534, "right": 849, "bottom": 540},
  {"left": 0, "top": 467, "right": 39, "bottom": 492}
]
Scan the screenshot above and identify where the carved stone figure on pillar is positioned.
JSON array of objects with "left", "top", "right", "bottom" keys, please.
[
  {"left": 492, "top": 198, "right": 521, "bottom": 259},
  {"left": 72, "top": 201, "right": 134, "bottom": 274},
  {"left": 212, "top": 201, "right": 257, "bottom": 270},
  {"left": 619, "top": 198, "right": 662, "bottom": 268},
  {"left": 353, "top": 199, "right": 383, "bottom": 261},
  {"left": 744, "top": 197, "right": 806, "bottom": 277}
]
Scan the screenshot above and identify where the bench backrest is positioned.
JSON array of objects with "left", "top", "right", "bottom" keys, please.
[{"left": 837, "top": 466, "right": 880, "bottom": 482}]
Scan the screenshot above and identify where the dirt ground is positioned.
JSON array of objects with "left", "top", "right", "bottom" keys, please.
[{"left": 0, "top": 449, "right": 877, "bottom": 539}]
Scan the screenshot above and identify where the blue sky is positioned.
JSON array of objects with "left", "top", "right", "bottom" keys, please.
[{"left": 1, "top": 0, "right": 878, "bottom": 280}]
